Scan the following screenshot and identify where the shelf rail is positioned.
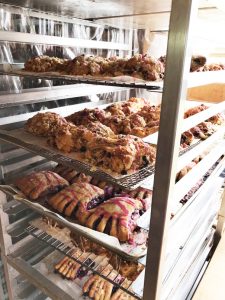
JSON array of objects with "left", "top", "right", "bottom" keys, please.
[{"left": 143, "top": 1, "right": 199, "bottom": 300}]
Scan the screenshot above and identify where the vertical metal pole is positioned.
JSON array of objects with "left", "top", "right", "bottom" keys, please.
[{"left": 143, "top": 1, "right": 198, "bottom": 299}]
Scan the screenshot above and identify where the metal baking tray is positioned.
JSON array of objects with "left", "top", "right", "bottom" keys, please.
[
  {"left": 0, "top": 185, "right": 148, "bottom": 261},
  {"left": 0, "top": 128, "right": 155, "bottom": 190},
  {"left": 0, "top": 69, "right": 163, "bottom": 91}
]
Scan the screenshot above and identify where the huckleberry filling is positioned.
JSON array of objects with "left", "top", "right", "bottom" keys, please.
[
  {"left": 77, "top": 258, "right": 95, "bottom": 279},
  {"left": 86, "top": 195, "right": 105, "bottom": 210}
]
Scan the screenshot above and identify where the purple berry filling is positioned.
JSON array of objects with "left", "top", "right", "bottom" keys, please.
[
  {"left": 77, "top": 259, "right": 95, "bottom": 279},
  {"left": 87, "top": 195, "right": 105, "bottom": 210}
]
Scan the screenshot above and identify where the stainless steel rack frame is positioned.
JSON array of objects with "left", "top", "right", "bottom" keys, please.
[{"left": 0, "top": 1, "right": 225, "bottom": 300}]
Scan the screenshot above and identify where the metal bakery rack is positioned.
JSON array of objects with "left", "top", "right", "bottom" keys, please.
[{"left": 0, "top": 1, "right": 225, "bottom": 300}]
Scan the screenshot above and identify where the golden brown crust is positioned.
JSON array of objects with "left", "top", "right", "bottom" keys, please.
[
  {"left": 48, "top": 182, "right": 104, "bottom": 222},
  {"left": 15, "top": 171, "right": 69, "bottom": 200},
  {"left": 25, "top": 112, "right": 68, "bottom": 137},
  {"left": 24, "top": 55, "right": 67, "bottom": 72},
  {"left": 84, "top": 196, "right": 142, "bottom": 242}
]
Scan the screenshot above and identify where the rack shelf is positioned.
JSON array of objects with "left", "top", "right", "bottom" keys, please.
[
  {"left": 24, "top": 224, "right": 141, "bottom": 300},
  {"left": 0, "top": 70, "right": 163, "bottom": 91}
]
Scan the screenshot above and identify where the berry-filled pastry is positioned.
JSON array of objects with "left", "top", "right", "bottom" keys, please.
[
  {"left": 25, "top": 112, "right": 68, "bottom": 137},
  {"left": 86, "top": 135, "right": 156, "bottom": 174},
  {"left": 54, "top": 250, "right": 93, "bottom": 280},
  {"left": 84, "top": 196, "right": 143, "bottom": 242},
  {"left": 48, "top": 182, "right": 105, "bottom": 223},
  {"left": 53, "top": 164, "right": 80, "bottom": 183},
  {"left": 128, "top": 187, "right": 152, "bottom": 212},
  {"left": 15, "top": 171, "right": 69, "bottom": 200},
  {"left": 54, "top": 165, "right": 117, "bottom": 197}
]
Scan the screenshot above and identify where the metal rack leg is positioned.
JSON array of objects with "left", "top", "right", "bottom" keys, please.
[
  {"left": 0, "top": 195, "right": 14, "bottom": 300},
  {"left": 143, "top": 1, "right": 199, "bottom": 299}
]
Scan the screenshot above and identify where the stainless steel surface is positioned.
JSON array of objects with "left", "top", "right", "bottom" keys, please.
[
  {"left": 0, "top": 70, "right": 163, "bottom": 91},
  {"left": 0, "top": 31, "right": 131, "bottom": 50},
  {"left": 0, "top": 84, "right": 129, "bottom": 107},
  {"left": 143, "top": 1, "right": 198, "bottom": 299}
]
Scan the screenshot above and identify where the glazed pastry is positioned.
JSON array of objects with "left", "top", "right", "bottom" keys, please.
[
  {"left": 48, "top": 182, "right": 104, "bottom": 223},
  {"left": 53, "top": 165, "right": 93, "bottom": 184},
  {"left": 55, "top": 256, "right": 81, "bottom": 280},
  {"left": 53, "top": 164, "right": 80, "bottom": 183},
  {"left": 15, "top": 171, "right": 69, "bottom": 200},
  {"left": 25, "top": 112, "right": 68, "bottom": 137},
  {"left": 176, "top": 161, "right": 197, "bottom": 182},
  {"left": 128, "top": 187, "right": 152, "bottom": 211},
  {"left": 83, "top": 270, "right": 134, "bottom": 300},
  {"left": 54, "top": 165, "right": 116, "bottom": 197},
  {"left": 84, "top": 197, "right": 143, "bottom": 242}
]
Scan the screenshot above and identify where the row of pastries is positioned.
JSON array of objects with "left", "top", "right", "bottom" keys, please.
[
  {"left": 25, "top": 98, "right": 158, "bottom": 175},
  {"left": 24, "top": 54, "right": 165, "bottom": 81},
  {"left": 15, "top": 167, "right": 152, "bottom": 243},
  {"left": 24, "top": 54, "right": 225, "bottom": 82}
]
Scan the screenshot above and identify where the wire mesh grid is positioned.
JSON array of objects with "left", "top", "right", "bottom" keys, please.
[
  {"left": 0, "top": 70, "right": 163, "bottom": 91},
  {"left": 0, "top": 129, "right": 155, "bottom": 190},
  {"left": 25, "top": 224, "right": 142, "bottom": 300}
]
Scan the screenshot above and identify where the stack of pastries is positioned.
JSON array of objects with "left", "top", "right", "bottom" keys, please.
[{"left": 24, "top": 54, "right": 165, "bottom": 81}]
